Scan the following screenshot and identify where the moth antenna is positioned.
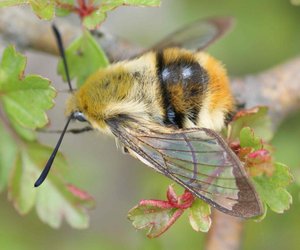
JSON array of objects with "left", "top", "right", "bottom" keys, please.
[
  {"left": 52, "top": 24, "right": 73, "bottom": 92},
  {"left": 34, "top": 116, "right": 73, "bottom": 187}
]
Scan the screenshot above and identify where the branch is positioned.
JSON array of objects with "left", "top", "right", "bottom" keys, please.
[
  {"left": 205, "top": 210, "right": 243, "bottom": 250},
  {"left": 1, "top": 8, "right": 299, "bottom": 126},
  {"left": 1, "top": 8, "right": 299, "bottom": 250},
  {"left": 0, "top": 8, "right": 142, "bottom": 61},
  {"left": 231, "top": 57, "right": 300, "bottom": 127}
]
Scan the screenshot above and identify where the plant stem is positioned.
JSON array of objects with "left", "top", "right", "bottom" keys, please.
[{"left": 205, "top": 210, "right": 243, "bottom": 250}]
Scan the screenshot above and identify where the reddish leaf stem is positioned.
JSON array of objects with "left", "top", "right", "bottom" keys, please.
[
  {"left": 140, "top": 187, "right": 195, "bottom": 210},
  {"left": 151, "top": 209, "right": 185, "bottom": 238},
  {"left": 75, "top": 0, "right": 97, "bottom": 18},
  {"left": 55, "top": 0, "right": 97, "bottom": 19},
  {"left": 139, "top": 199, "right": 174, "bottom": 209}
]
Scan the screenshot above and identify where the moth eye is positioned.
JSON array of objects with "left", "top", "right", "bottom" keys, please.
[{"left": 73, "top": 111, "right": 87, "bottom": 122}]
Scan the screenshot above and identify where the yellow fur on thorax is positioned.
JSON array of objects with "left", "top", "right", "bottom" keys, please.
[{"left": 66, "top": 52, "right": 164, "bottom": 131}]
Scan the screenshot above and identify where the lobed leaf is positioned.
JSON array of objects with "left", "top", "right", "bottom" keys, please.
[
  {"left": 230, "top": 111, "right": 293, "bottom": 215},
  {"left": 0, "top": 0, "right": 28, "bottom": 7},
  {"left": 252, "top": 162, "right": 293, "bottom": 213},
  {"left": 57, "top": 30, "right": 109, "bottom": 87},
  {"left": 228, "top": 106, "right": 273, "bottom": 142},
  {"left": 83, "top": 0, "right": 161, "bottom": 29},
  {"left": 0, "top": 46, "right": 94, "bottom": 229},
  {"left": 0, "top": 0, "right": 54, "bottom": 20},
  {"left": 29, "top": 0, "right": 55, "bottom": 20},
  {"left": 188, "top": 199, "right": 211, "bottom": 232},
  {"left": 0, "top": 46, "right": 56, "bottom": 131},
  {"left": 239, "top": 127, "right": 262, "bottom": 150},
  {"left": 128, "top": 204, "right": 182, "bottom": 238},
  {"left": 8, "top": 142, "right": 94, "bottom": 228},
  {"left": 83, "top": 10, "right": 106, "bottom": 30},
  {"left": 0, "top": 0, "right": 160, "bottom": 26}
]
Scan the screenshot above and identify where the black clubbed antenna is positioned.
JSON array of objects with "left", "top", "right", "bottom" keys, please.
[
  {"left": 34, "top": 115, "right": 73, "bottom": 187},
  {"left": 52, "top": 24, "right": 73, "bottom": 92},
  {"left": 35, "top": 24, "right": 75, "bottom": 187}
]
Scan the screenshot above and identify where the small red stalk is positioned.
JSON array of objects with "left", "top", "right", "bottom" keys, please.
[
  {"left": 140, "top": 186, "right": 195, "bottom": 211},
  {"left": 55, "top": 0, "right": 97, "bottom": 19},
  {"left": 75, "top": 0, "right": 97, "bottom": 18},
  {"left": 137, "top": 186, "right": 195, "bottom": 238}
]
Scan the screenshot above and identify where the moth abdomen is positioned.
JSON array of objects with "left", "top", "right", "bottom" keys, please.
[{"left": 155, "top": 48, "right": 210, "bottom": 128}]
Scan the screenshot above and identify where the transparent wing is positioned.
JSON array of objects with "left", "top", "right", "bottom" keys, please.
[
  {"left": 150, "top": 17, "right": 234, "bottom": 52},
  {"left": 108, "top": 120, "right": 263, "bottom": 218}
]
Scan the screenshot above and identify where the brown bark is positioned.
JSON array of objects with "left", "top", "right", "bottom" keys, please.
[
  {"left": 205, "top": 210, "right": 244, "bottom": 250},
  {"left": 0, "top": 8, "right": 142, "bottom": 61}
]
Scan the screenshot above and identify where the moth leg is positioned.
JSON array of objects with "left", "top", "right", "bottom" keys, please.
[
  {"left": 37, "top": 126, "right": 93, "bottom": 134},
  {"left": 115, "top": 139, "right": 129, "bottom": 154},
  {"left": 122, "top": 146, "right": 129, "bottom": 154},
  {"left": 66, "top": 127, "right": 94, "bottom": 134}
]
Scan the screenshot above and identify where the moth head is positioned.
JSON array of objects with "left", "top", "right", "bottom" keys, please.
[
  {"left": 64, "top": 71, "right": 109, "bottom": 124},
  {"left": 65, "top": 94, "right": 87, "bottom": 121},
  {"left": 66, "top": 66, "right": 134, "bottom": 129}
]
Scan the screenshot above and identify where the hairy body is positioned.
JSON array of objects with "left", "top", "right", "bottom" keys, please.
[{"left": 66, "top": 48, "right": 234, "bottom": 132}]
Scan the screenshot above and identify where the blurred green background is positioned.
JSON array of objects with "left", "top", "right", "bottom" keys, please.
[{"left": 1, "top": 0, "right": 300, "bottom": 249}]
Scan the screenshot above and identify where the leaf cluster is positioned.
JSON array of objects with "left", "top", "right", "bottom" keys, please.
[
  {"left": 0, "top": 0, "right": 161, "bottom": 29},
  {"left": 227, "top": 107, "right": 293, "bottom": 218},
  {"left": 0, "top": 46, "right": 94, "bottom": 228},
  {"left": 0, "top": 0, "right": 160, "bottom": 231},
  {"left": 128, "top": 186, "right": 211, "bottom": 238}
]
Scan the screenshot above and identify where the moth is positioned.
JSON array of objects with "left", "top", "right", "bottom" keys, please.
[{"left": 35, "top": 17, "right": 263, "bottom": 218}]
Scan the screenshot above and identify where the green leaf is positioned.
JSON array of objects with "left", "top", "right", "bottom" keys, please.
[
  {"left": 228, "top": 106, "right": 273, "bottom": 142},
  {"left": 9, "top": 151, "right": 36, "bottom": 213},
  {"left": 188, "top": 199, "right": 211, "bottom": 232},
  {"left": 83, "top": 10, "right": 107, "bottom": 30},
  {"left": 252, "top": 162, "right": 293, "bottom": 213},
  {"left": 266, "top": 162, "right": 293, "bottom": 188},
  {"left": 0, "top": 122, "right": 17, "bottom": 191},
  {"left": 53, "top": 0, "right": 73, "bottom": 16},
  {"left": 9, "top": 117, "right": 36, "bottom": 141},
  {"left": 239, "top": 127, "right": 262, "bottom": 150},
  {"left": 128, "top": 205, "right": 181, "bottom": 238},
  {"left": 101, "top": 0, "right": 160, "bottom": 9},
  {"left": 0, "top": 46, "right": 56, "bottom": 130},
  {"left": 0, "top": 0, "right": 28, "bottom": 7},
  {"left": 58, "top": 30, "right": 109, "bottom": 87},
  {"left": 0, "top": 0, "right": 55, "bottom": 19},
  {"left": 82, "top": 0, "right": 161, "bottom": 29},
  {"left": 0, "top": 45, "right": 94, "bottom": 229},
  {"left": 29, "top": 0, "right": 55, "bottom": 20},
  {"left": 0, "top": 0, "right": 55, "bottom": 20},
  {"left": 35, "top": 181, "right": 93, "bottom": 229},
  {"left": 8, "top": 142, "right": 94, "bottom": 228}
]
